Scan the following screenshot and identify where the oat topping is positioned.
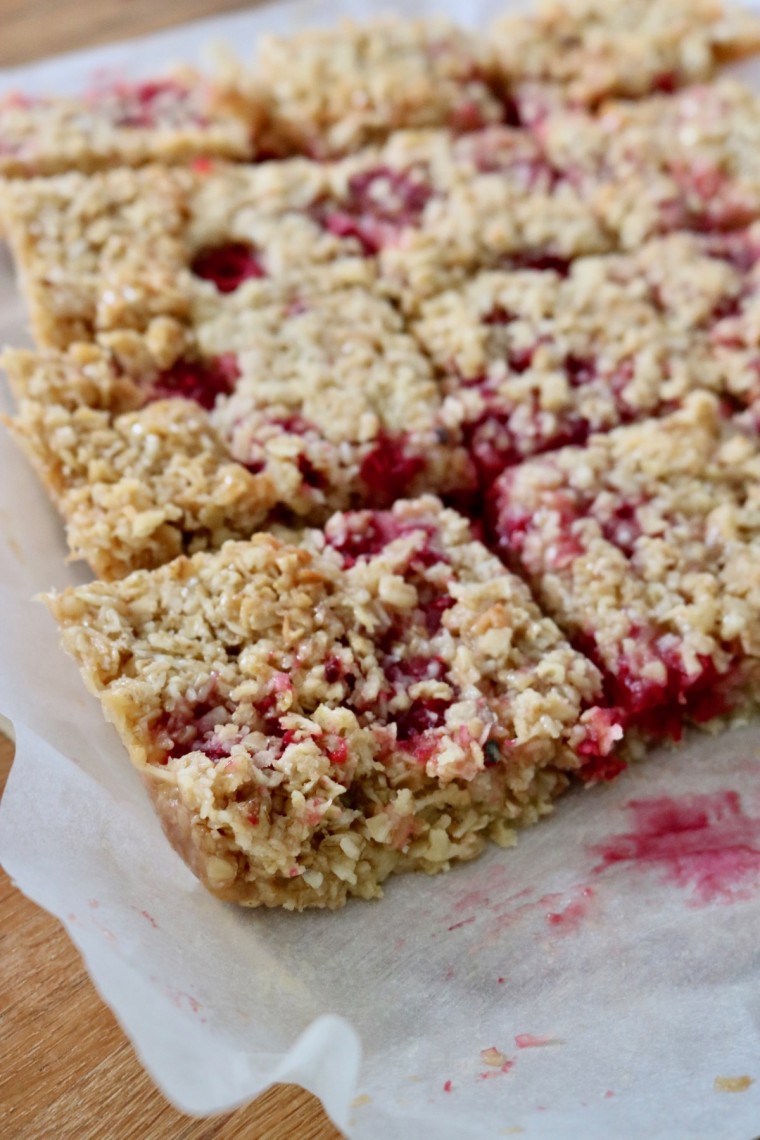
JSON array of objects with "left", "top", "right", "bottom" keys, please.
[{"left": 2, "top": 283, "right": 471, "bottom": 577}]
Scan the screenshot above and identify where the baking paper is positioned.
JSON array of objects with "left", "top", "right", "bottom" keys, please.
[{"left": 3, "top": 4, "right": 760, "bottom": 1137}]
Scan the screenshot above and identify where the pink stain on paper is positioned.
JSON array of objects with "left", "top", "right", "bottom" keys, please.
[
  {"left": 441, "top": 787, "right": 760, "bottom": 946},
  {"left": 543, "top": 887, "right": 595, "bottom": 931},
  {"left": 590, "top": 792, "right": 760, "bottom": 905},
  {"left": 443, "top": 876, "right": 598, "bottom": 949},
  {"left": 515, "top": 1034, "right": 561, "bottom": 1049},
  {"left": 151, "top": 976, "right": 203, "bottom": 1016},
  {"left": 487, "top": 883, "right": 597, "bottom": 943},
  {"left": 448, "top": 916, "right": 476, "bottom": 932}
]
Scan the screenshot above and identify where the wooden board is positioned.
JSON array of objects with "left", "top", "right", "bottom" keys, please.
[{"left": 1, "top": 3, "right": 344, "bottom": 1136}]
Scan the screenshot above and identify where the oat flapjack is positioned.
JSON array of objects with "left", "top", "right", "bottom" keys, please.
[
  {"left": 490, "top": 393, "right": 760, "bottom": 746},
  {"left": 46, "top": 498, "right": 622, "bottom": 908}
]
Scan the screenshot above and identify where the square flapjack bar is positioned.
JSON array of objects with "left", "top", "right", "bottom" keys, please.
[
  {"left": 413, "top": 230, "right": 760, "bottom": 488},
  {"left": 381, "top": 79, "right": 760, "bottom": 310},
  {"left": 537, "top": 80, "right": 760, "bottom": 249},
  {"left": 0, "top": 160, "right": 354, "bottom": 347},
  {"left": 45, "top": 497, "right": 623, "bottom": 908},
  {"left": 490, "top": 0, "right": 760, "bottom": 121},
  {"left": 490, "top": 392, "right": 760, "bottom": 746},
  {"left": 3, "top": 275, "right": 471, "bottom": 578},
  {"left": 239, "top": 17, "right": 509, "bottom": 158},
  {"left": 0, "top": 70, "right": 256, "bottom": 178}
]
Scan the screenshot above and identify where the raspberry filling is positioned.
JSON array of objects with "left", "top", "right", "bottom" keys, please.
[
  {"left": 447, "top": 93, "right": 497, "bottom": 135},
  {"left": 324, "top": 509, "right": 439, "bottom": 567},
  {"left": 454, "top": 126, "right": 554, "bottom": 184},
  {"left": 318, "top": 166, "right": 433, "bottom": 254},
  {"left": 503, "top": 253, "right": 572, "bottom": 276},
  {"left": 384, "top": 656, "right": 451, "bottom": 742},
  {"left": 703, "top": 230, "right": 760, "bottom": 274},
  {"left": 660, "top": 162, "right": 755, "bottom": 235},
  {"left": 456, "top": 334, "right": 644, "bottom": 490},
  {"left": 359, "top": 433, "right": 426, "bottom": 506},
  {"left": 154, "top": 678, "right": 235, "bottom": 762},
  {"left": 576, "top": 708, "right": 628, "bottom": 782},
  {"left": 462, "top": 400, "right": 589, "bottom": 491},
  {"left": 149, "top": 353, "right": 240, "bottom": 410},
  {"left": 190, "top": 242, "right": 266, "bottom": 292},
  {"left": 490, "top": 481, "right": 588, "bottom": 571},
  {"left": 589, "top": 637, "right": 736, "bottom": 742},
  {"left": 249, "top": 415, "right": 328, "bottom": 492},
  {"left": 321, "top": 509, "right": 466, "bottom": 760}
]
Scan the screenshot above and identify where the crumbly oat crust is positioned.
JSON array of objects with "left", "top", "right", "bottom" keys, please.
[
  {"left": 0, "top": 127, "right": 583, "bottom": 340},
  {"left": 490, "top": 392, "right": 760, "bottom": 743},
  {"left": 0, "top": 71, "right": 255, "bottom": 178},
  {"left": 45, "top": 497, "right": 621, "bottom": 908},
  {"left": 4, "top": 4, "right": 753, "bottom": 180},
  {"left": 12, "top": 86, "right": 760, "bottom": 340}
]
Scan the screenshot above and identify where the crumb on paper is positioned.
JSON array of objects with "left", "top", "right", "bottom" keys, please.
[
  {"left": 478, "top": 1060, "right": 515, "bottom": 1080},
  {"left": 714, "top": 1075, "right": 755, "bottom": 1092},
  {"left": 481, "top": 1046, "right": 508, "bottom": 1067},
  {"left": 351, "top": 1093, "right": 372, "bottom": 1108},
  {"left": 6, "top": 535, "right": 24, "bottom": 564},
  {"left": 443, "top": 1079, "right": 453, "bottom": 1093}
]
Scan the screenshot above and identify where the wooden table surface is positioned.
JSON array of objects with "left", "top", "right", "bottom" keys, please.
[{"left": 1, "top": 4, "right": 343, "bottom": 1137}]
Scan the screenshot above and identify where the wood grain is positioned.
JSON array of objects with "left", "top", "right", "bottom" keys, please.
[
  {"left": 0, "top": 4, "right": 343, "bottom": 1135},
  {"left": 0, "top": 0, "right": 253, "bottom": 67}
]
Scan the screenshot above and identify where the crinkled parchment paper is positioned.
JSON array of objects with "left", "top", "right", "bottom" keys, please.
[{"left": 3, "top": 3, "right": 760, "bottom": 1137}]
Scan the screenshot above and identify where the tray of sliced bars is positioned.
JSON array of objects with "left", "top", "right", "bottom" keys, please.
[{"left": 2, "top": 2, "right": 760, "bottom": 1136}]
